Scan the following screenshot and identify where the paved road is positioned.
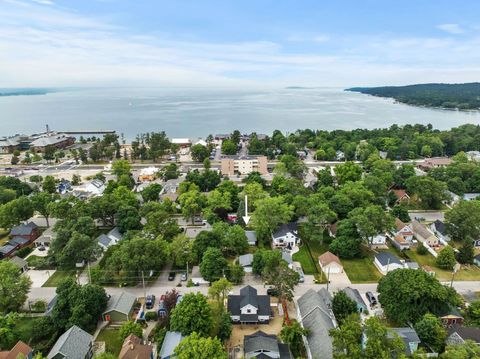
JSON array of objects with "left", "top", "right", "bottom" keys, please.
[{"left": 27, "top": 280, "right": 480, "bottom": 304}]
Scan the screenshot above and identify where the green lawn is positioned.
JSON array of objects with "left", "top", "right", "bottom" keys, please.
[
  {"left": 342, "top": 256, "right": 383, "bottom": 283},
  {"left": 42, "top": 269, "right": 77, "bottom": 287},
  {"left": 292, "top": 245, "right": 317, "bottom": 274},
  {"left": 96, "top": 328, "right": 123, "bottom": 355},
  {"left": 405, "top": 249, "right": 480, "bottom": 281}
]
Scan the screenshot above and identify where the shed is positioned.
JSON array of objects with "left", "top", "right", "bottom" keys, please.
[
  {"left": 245, "top": 231, "right": 257, "bottom": 246},
  {"left": 238, "top": 253, "right": 254, "bottom": 272},
  {"left": 102, "top": 292, "right": 137, "bottom": 322},
  {"left": 9, "top": 256, "right": 28, "bottom": 273}
]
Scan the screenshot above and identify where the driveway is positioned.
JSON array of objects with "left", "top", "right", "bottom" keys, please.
[
  {"left": 327, "top": 271, "right": 352, "bottom": 289},
  {"left": 27, "top": 269, "right": 56, "bottom": 288}
]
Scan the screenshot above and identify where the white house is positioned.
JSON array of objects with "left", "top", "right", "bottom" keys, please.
[
  {"left": 411, "top": 220, "right": 440, "bottom": 247},
  {"left": 318, "top": 251, "right": 343, "bottom": 274},
  {"left": 369, "top": 234, "right": 387, "bottom": 248},
  {"left": 97, "top": 227, "right": 124, "bottom": 250},
  {"left": 227, "top": 286, "right": 271, "bottom": 324},
  {"left": 390, "top": 219, "right": 415, "bottom": 250},
  {"left": 272, "top": 223, "right": 300, "bottom": 249},
  {"left": 374, "top": 252, "right": 404, "bottom": 275}
]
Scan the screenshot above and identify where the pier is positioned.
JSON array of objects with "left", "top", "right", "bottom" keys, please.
[{"left": 61, "top": 130, "right": 116, "bottom": 135}]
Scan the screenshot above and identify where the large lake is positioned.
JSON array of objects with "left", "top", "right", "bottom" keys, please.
[{"left": 1, "top": 87, "right": 480, "bottom": 140}]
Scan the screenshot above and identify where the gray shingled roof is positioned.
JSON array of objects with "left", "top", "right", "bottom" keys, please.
[
  {"left": 432, "top": 220, "right": 447, "bottom": 235},
  {"left": 97, "top": 234, "right": 113, "bottom": 248},
  {"left": 103, "top": 292, "right": 136, "bottom": 315},
  {"left": 9, "top": 256, "right": 28, "bottom": 269},
  {"left": 343, "top": 287, "right": 367, "bottom": 310},
  {"left": 238, "top": 253, "right": 253, "bottom": 267},
  {"left": 245, "top": 230, "right": 257, "bottom": 244},
  {"left": 47, "top": 325, "right": 93, "bottom": 359},
  {"left": 390, "top": 328, "right": 420, "bottom": 356},
  {"left": 30, "top": 134, "right": 72, "bottom": 148},
  {"left": 10, "top": 222, "right": 38, "bottom": 236},
  {"left": 297, "top": 289, "right": 336, "bottom": 359},
  {"left": 228, "top": 286, "right": 270, "bottom": 317},
  {"left": 375, "top": 252, "right": 402, "bottom": 266},
  {"left": 272, "top": 223, "right": 298, "bottom": 239},
  {"left": 159, "top": 331, "right": 184, "bottom": 359},
  {"left": 244, "top": 331, "right": 280, "bottom": 356}
]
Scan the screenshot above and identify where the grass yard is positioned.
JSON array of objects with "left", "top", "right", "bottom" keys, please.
[
  {"left": 96, "top": 328, "right": 123, "bottom": 356},
  {"left": 13, "top": 317, "right": 42, "bottom": 344},
  {"left": 342, "top": 256, "right": 383, "bottom": 283},
  {"left": 42, "top": 269, "right": 77, "bottom": 287},
  {"left": 405, "top": 249, "right": 480, "bottom": 281},
  {"left": 292, "top": 244, "right": 317, "bottom": 274}
]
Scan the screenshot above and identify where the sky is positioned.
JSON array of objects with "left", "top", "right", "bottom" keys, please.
[{"left": 1, "top": 0, "right": 480, "bottom": 88}]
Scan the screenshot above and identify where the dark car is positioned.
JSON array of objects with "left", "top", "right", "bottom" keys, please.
[
  {"left": 168, "top": 272, "right": 176, "bottom": 281},
  {"left": 366, "top": 291, "right": 377, "bottom": 306},
  {"left": 267, "top": 288, "right": 279, "bottom": 296},
  {"left": 145, "top": 295, "right": 155, "bottom": 309}
]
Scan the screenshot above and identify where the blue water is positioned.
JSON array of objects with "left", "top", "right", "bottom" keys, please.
[{"left": 1, "top": 87, "right": 479, "bottom": 140}]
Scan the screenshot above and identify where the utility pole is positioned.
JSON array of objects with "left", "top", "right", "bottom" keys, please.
[
  {"left": 87, "top": 262, "right": 91, "bottom": 284},
  {"left": 326, "top": 268, "right": 331, "bottom": 291},
  {"left": 141, "top": 271, "right": 146, "bottom": 300}
]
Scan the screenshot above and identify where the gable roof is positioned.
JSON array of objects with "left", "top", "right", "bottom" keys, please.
[
  {"left": 272, "top": 223, "right": 298, "bottom": 239},
  {"left": 238, "top": 253, "right": 253, "bottom": 267},
  {"left": 328, "top": 222, "right": 338, "bottom": 236},
  {"left": 119, "top": 334, "right": 153, "bottom": 359},
  {"left": 392, "top": 189, "right": 409, "bottom": 200},
  {"left": 318, "top": 251, "right": 341, "bottom": 267},
  {"left": 343, "top": 287, "right": 367, "bottom": 309},
  {"left": 447, "top": 325, "right": 480, "bottom": 344},
  {"left": 97, "top": 234, "right": 113, "bottom": 248},
  {"left": 395, "top": 218, "right": 410, "bottom": 232},
  {"left": 297, "top": 289, "right": 335, "bottom": 359},
  {"left": 228, "top": 286, "right": 270, "bottom": 317},
  {"left": 108, "top": 227, "right": 124, "bottom": 241},
  {"left": 159, "top": 331, "right": 184, "bottom": 359},
  {"left": 432, "top": 220, "right": 447, "bottom": 235},
  {"left": 9, "top": 256, "right": 27, "bottom": 269},
  {"left": 244, "top": 331, "right": 293, "bottom": 359},
  {"left": 104, "top": 292, "right": 136, "bottom": 315},
  {"left": 0, "top": 341, "right": 33, "bottom": 359},
  {"left": 411, "top": 220, "right": 436, "bottom": 239},
  {"left": 10, "top": 221, "right": 38, "bottom": 236},
  {"left": 375, "top": 252, "right": 402, "bottom": 266},
  {"left": 47, "top": 325, "right": 93, "bottom": 359},
  {"left": 391, "top": 328, "right": 421, "bottom": 356},
  {"left": 245, "top": 230, "right": 257, "bottom": 244}
]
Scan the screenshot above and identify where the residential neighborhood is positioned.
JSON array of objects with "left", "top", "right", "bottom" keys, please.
[{"left": 1, "top": 126, "right": 480, "bottom": 359}]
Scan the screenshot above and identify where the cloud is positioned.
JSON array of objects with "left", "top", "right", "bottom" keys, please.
[
  {"left": 0, "top": 1, "right": 479, "bottom": 87},
  {"left": 436, "top": 23, "right": 465, "bottom": 34}
]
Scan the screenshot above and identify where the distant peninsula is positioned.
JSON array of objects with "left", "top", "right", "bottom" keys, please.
[
  {"left": 346, "top": 82, "right": 480, "bottom": 110},
  {"left": 0, "top": 88, "right": 52, "bottom": 97}
]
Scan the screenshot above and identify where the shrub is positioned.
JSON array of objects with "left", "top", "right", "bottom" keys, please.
[
  {"left": 416, "top": 244, "right": 428, "bottom": 255},
  {"left": 145, "top": 311, "right": 158, "bottom": 321},
  {"left": 16, "top": 247, "right": 32, "bottom": 258},
  {"left": 31, "top": 300, "right": 47, "bottom": 312}
]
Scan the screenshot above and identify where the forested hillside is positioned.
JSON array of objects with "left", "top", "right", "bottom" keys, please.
[{"left": 347, "top": 83, "right": 480, "bottom": 110}]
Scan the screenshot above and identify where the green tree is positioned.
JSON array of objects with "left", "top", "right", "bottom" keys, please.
[
  {"left": 222, "top": 225, "right": 248, "bottom": 255},
  {"left": 0, "top": 187, "right": 16, "bottom": 205},
  {"left": 179, "top": 188, "right": 206, "bottom": 224},
  {"left": 31, "top": 192, "right": 56, "bottom": 227},
  {"left": 457, "top": 241, "right": 475, "bottom": 265},
  {"left": 0, "top": 312, "right": 17, "bottom": 349},
  {"left": 226, "top": 263, "right": 245, "bottom": 284},
  {"left": 363, "top": 316, "right": 406, "bottom": 359},
  {"left": 263, "top": 261, "right": 299, "bottom": 303},
  {"left": 329, "top": 314, "right": 363, "bottom": 359},
  {"left": 0, "top": 196, "right": 34, "bottom": 229},
  {"left": 141, "top": 183, "right": 162, "bottom": 202},
  {"left": 117, "top": 205, "right": 142, "bottom": 233},
  {"left": 170, "top": 293, "right": 213, "bottom": 336},
  {"left": 348, "top": 205, "right": 394, "bottom": 247},
  {"left": 42, "top": 175, "right": 56, "bottom": 194},
  {"left": 43, "top": 145, "right": 56, "bottom": 163},
  {"left": 440, "top": 340, "right": 480, "bottom": 359},
  {"left": 190, "top": 144, "right": 210, "bottom": 162},
  {"left": 208, "top": 278, "right": 233, "bottom": 304},
  {"left": 335, "top": 161, "right": 363, "bottom": 185},
  {"left": 279, "top": 320, "right": 309, "bottom": 358},
  {"left": 119, "top": 321, "right": 143, "bottom": 341},
  {"left": 0, "top": 261, "right": 31, "bottom": 313},
  {"left": 174, "top": 332, "right": 227, "bottom": 359},
  {"left": 332, "top": 291, "right": 358, "bottom": 325},
  {"left": 112, "top": 159, "right": 132, "bottom": 178},
  {"left": 406, "top": 176, "right": 448, "bottom": 209},
  {"left": 221, "top": 139, "right": 237, "bottom": 155},
  {"left": 252, "top": 196, "right": 293, "bottom": 242},
  {"left": 161, "top": 163, "right": 180, "bottom": 180},
  {"left": 169, "top": 234, "right": 195, "bottom": 268},
  {"left": 466, "top": 300, "right": 480, "bottom": 326},
  {"left": 391, "top": 205, "right": 411, "bottom": 223},
  {"left": 377, "top": 268, "right": 459, "bottom": 324},
  {"left": 200, "top": 248, "right": 227, "bottom": 283},
  {"left": 414, "top": 313, "right": 446, "bottom": 352},
  {"left": 436, "top": 246, "right": 456, "bottom": 270},
  {"left": 445, "top": 200, "right": 480, "bottom": 242}
]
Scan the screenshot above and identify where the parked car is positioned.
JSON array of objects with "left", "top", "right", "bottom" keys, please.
[
  {"left": 145, "top": 295, "right": 155, "bottom": 309},
  {"left": 366, "top": 291, "right": 377, "bottom": 307},
  {"left": 168, "top": 272, "right": 176, "bottom": 281},
  {"left": 181, "top": 272, "right": 187, "bottom": 281},
  {"left": 267, "top": 288, "right": 279, "bottom": 296}
]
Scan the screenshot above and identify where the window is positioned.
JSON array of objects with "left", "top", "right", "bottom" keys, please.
[{"left": 247, "top": 309, "right": 251, "bottom": 313}]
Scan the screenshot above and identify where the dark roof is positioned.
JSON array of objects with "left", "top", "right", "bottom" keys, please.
[
  {"left": 9, "top": 237, "right": 29, "bottom": 246},
  {"left": 390, "top": 328, "right": 420, "bottom": 356},
  {"left": 244, "top": 331, "right": 293, "bottom": 359},
  {"left": 228, "top": 286, "right": 270, "bottom": 317},
  {"left": 47, "top": 325, "right": 93, "bottom": 359},
  {"left": 0, "top": 245, "right": 15, "bottom": 255},
  {"left": 272, "top": 223, "right": 298, "bottom": 238},
  {"left": 97, "top": 234, "right": 113, "bottom": 247},
  {"left": 375, "top": 252, "right": 402, "bottom": 266},
  {"left": 297, "top": 289, "right": 335, "bottom": 359},
  {"left": 240, "top": 285, "right": 259, "bottom": 308},
  {"left": 343, "top": 287, "right": 367, "bottom": 310},
  {"left": 10, "top": 222, "right": 38, "bottom": 236},
  {"left": 432, "top": 220, "right": 447, "bottom": 235},
  {"left": 447, "top": 325, "right": 480, "bottom": 344}
]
